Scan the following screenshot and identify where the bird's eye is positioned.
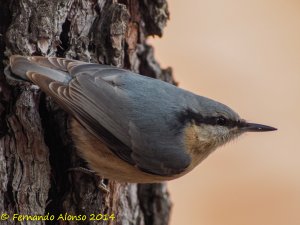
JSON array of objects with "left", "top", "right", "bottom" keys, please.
[{"left": 216, "top": 116, "right": 227, "bottom": 126}]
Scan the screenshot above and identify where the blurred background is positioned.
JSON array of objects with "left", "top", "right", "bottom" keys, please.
[{"left": 149, "top": 0, "right": 300, "bottom": 225}]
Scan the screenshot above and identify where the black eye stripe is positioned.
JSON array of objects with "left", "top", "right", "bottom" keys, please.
[
  {"left": 216, "top": 116, "right": 226, "bottom": 125},
  {"left": 178, "top": 109, "right": 242, "bottom": 128}
]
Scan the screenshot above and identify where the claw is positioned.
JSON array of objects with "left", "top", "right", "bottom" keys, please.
[{"left": 68, "top": 167, "right": 110, "bottom": 193}]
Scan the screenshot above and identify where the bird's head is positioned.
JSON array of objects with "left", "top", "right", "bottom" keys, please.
[{"left": 179, "top": 95, "right": 277, "bottom": 157}]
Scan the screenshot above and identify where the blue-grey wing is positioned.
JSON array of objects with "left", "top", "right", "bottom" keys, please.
[{"left": 69, "top": 67, "right": 192, "bottom": 176}]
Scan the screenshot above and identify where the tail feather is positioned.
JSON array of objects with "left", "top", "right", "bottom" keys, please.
[{"left": 7, "top": 55, "right": 79, "bottom": 84}]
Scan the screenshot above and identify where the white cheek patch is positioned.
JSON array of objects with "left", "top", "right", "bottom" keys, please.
[
  {"left": 196, "top": 124, "right": 231, "bottom": 144},
  {"left": 199, "top": 125, "right": 228, "bottom": 137}
]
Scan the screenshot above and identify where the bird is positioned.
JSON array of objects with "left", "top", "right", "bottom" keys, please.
[{"left": 5, "top": 55, "right": 277, "bottom": 183}]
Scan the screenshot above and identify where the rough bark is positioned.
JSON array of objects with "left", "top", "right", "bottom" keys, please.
[{"left": 0, "top": 0, "right": 173, "bottom": 224}]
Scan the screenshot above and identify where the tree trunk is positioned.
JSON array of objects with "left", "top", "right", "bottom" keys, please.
[{"left": 0, "top": 0, "right": 174, "bottom": 224}]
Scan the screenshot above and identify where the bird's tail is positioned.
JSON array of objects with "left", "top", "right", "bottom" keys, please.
[{"left": 5, "top": 55, "right": 81, "bottom": 84}]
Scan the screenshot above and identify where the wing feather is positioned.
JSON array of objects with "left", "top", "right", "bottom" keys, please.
[{"left": 13, "top": 56, "right": 191, "bottom": 176}]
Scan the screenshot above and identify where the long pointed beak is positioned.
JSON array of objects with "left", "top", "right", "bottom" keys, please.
[{"left": 242, "top": 122, "right": 277, "bottom": 132}]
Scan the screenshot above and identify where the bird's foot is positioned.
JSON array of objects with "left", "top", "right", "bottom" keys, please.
[{"left": 68, "top": 167, "right": 109, "bottom": 193}]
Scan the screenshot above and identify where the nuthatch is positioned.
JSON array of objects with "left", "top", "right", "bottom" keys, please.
[{"left": 6, "top": 55, "right": 276, "bottom": 183}]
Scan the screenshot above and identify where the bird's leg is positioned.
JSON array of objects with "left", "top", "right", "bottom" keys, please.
[{"left": 68, "top": 167, "right": 110, "bottom": 193}]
